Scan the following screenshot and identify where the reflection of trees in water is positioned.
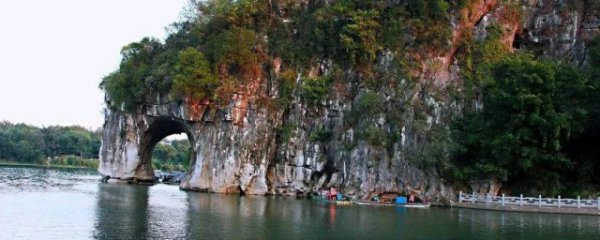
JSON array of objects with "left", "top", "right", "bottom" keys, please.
[
  {"left": 455, "top": 208, "right": 600, "bottom": 239},
  {"left": 93, "top": 184, "right": 149, "bottom": 240},
  {"left": 89, "top": 186, "right": 588, "bottom": 239},
  {"left": 183, "top": 194, "right": 360, "bottom": 239},
  {"left": 184, "top": 193, "right": 271, "bottom": 239},
  {"left": 90, "top": 183, "right": 409, "bottom": 239}
]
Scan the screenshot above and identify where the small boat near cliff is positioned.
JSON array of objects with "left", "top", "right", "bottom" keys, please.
[
  {"left": 311, "top": 196, "right": 353, "bottom": 205},
  {"left": 352, "top": 200, "right": 399, "bottom": 206},
  {"left": 352, "top": 200, "right": 431, "bottom": 208},
  {"left": 404, "top": 203, "right": 431, "bottom": 208}
]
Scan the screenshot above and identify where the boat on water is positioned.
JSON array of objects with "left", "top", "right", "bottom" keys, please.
[
  {"left": 311, "top": 190, "right": 429, "bottom": 208},
  {"left": 352, "top": 200, "right": 399, "bottom": 206},
  {"left": 404, "top": 203, "right": 431, "bottom": 208},
  {"left": 352, "top": 200, "right": 431, "bottom": 208},
  {"left": 311, "top": 196, "right": 353, "bottom": 205}
]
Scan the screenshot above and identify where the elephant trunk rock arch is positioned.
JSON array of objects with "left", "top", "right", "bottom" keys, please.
[
  {"left": 137, "top": 118, "right": 195, "bottom": 180},
  {"left": 98, "top": 95, "right": 275, "bottom": 195},
  {"left": 98, "top": 114, "right": 192, "bottom": 182}
]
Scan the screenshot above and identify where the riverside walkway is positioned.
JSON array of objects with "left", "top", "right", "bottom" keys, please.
[{"left": 453, "top": 192, "right": 600, "bottom": 216}]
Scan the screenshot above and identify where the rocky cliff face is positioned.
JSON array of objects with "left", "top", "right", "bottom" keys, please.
[{"left": 99, "top": 0, "right": 600, "bottom": 203}]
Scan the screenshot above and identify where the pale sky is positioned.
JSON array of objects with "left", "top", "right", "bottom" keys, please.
[{"left": 0, "top": 0, "right": 189, "bottom": 130}]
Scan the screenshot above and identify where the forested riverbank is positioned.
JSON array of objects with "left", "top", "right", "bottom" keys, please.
[
  {"left": 0, "top": 122, "right": 101, "bottom": 168},
  {"left": 0, "top": 121, "right": 189, "bottom": 170},
  {"left": 0, "top": 161, "right": 96, "bottom": 169}
]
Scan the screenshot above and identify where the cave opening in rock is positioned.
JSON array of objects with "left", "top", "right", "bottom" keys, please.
[
  {"left": 139, "top": 118, "right": 196, "bottom": 183},
  {"left": 513, "top": 30, "right": 526, "bottom": 50}
]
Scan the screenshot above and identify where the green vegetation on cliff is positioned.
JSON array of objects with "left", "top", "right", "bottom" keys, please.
[
  {"left": 451, "top": 54, "right": 594, "bottom": 194},
  {"left": 100, "top": 0, "right": 459, "bottom": 110},
  {"left": 445, "top": 33, "right": 600, "bottom": 196},
  {"left": 172, "top": 47, "right": 218, "bottom": 101}
]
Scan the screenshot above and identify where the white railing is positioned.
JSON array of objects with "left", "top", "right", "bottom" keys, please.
[{"left": 458, "top": 191, "right": 600, "bottom": 209}]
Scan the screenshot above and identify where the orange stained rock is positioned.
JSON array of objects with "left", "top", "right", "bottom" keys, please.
[
  {"left": 185, "top": 97, "right": 209, "bottom": 121},
  {"left": 434, "top": 0, "right": 502, "bottom": 83}
]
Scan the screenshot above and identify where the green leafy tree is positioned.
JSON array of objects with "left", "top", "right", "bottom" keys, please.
[
  {"left": 58, "top": 130, "right": 93, "bottom": 158},
  {"left": 171, "top": 47, "right": 218, "bottom": 101},
  {"left": 339, "top": 9, "right": 380, "bottom": 65},
  {"left": 101, "top": 38, "right": 162, "bottom": 111},
  {"left": 153, "top": 143, "right": 177, "bottom": 162},
  {"left": 0, "top": 122, "right": 101, "bottom": 166},
  {"left": 172, "top": 139, "right": 191, "bottom": 168},
  {"left": 152, "top": 139, "right": 191, "bottom": 170},
  {"left": 0, "top": 122, "right": 45, "bottom": 163},
  {"left": 300, "top": 75, "right": 332, "bottom": 106},
  {"left": 452, "top": 54, "right": 590, "bottom": 193}
]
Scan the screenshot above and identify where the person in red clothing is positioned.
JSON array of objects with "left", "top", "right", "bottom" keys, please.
[{"left": 330, "top": 187, "right": 338, "bottom": 200}]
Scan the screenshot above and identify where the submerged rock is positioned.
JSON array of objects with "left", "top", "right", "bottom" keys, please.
[{"left": 164, "top": 171, "right": 186, "bottom": 184}]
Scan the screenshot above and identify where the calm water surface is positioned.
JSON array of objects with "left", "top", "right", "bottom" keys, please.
[{"left": 0, "top": 167, "right": 599, "bottom": 239}]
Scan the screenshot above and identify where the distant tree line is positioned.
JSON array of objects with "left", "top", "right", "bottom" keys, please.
[
  {"left": 152, "top": 139, "right": 191, "bottom": 171},
  {"left": 0, "top": 121, "right": 101, "bottom": 165},
  {"left": 0, "top": 121, "right": 192, "bottom": 170}
]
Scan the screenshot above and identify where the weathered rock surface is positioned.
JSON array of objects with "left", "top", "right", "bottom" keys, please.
[{"left": 98, "top": 0, "right": 600, "bottom": 204}]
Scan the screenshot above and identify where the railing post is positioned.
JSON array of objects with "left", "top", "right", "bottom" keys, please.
[
  {"left": 577, "top": 196, "right": 580, "bottom": 209},
  {"left": 486, "top": 193, "right": 489, "bottom": 205},
  {"left": 502, "top": 194, "right": 505, "bottom": 206},
  {"left": 459, "top": 191, "right": 462, "bottom": 203},
  {"left": 597, "top": 197, "right": 599, "bottom": 210},
  {"left": 472, "top": 192, "right": 476, "bottom": 204},
  {"left": 539, "top": 195, "right": 542, "bottom": 208},
  {"left": 520, "top": 194, "right": 523, "bottom": 207},
  {"left": 558, "top": 195, "right": 561, "bottom": 208}
]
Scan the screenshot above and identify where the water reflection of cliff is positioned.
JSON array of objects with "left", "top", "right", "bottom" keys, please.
[
  {"left": 185, "top": 193, "right": 270, "bottom": 239},
  {"left": 91, "top": 182, "right": 416, "bottom": 239},
  {"left": 93, "top": 183, "right": 150, "bottom": 239},
  {"left": 93, "top": 184, "right": 191, "bottom": 239},
  {"left": 90, "top": 183, "right": 600, "bottom": 239},
  {"left": 185, "top": 194, "right": 413, "bottom": 239}
]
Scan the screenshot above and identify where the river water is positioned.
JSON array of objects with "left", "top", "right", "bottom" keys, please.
[{"left": 0, "top": 167, "right": 598, "bottom": 239}]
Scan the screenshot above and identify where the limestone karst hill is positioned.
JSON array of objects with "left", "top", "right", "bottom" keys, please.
[{"left": 99, "top": 0, "right": 600, "bottom": 202}]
